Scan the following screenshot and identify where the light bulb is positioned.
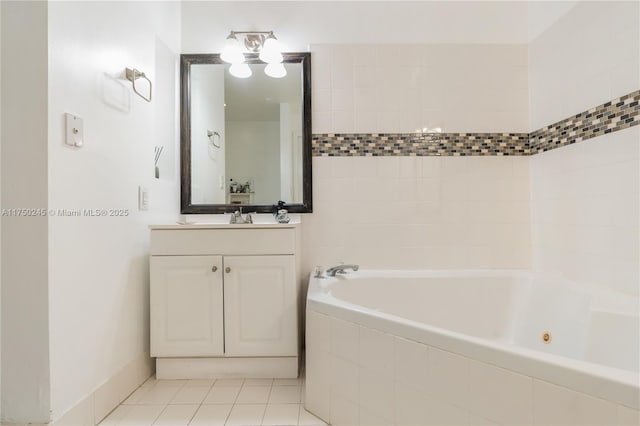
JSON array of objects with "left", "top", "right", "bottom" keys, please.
[
  {"left": 259, "top": 35, "right": 283, "bottom": 64},
  {"left": 229, "top": 63, "right": 252, "bottom": 78},
  {"left": 221, "top": 34, "right": 244, "bottom": 64},
  {"left": 264, "top": 62, "right": 287, "bottom": 78}
]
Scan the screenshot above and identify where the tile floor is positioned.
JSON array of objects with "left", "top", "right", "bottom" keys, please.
[{"left": 99, "top": 372, "right": 327, "bottom": 426}]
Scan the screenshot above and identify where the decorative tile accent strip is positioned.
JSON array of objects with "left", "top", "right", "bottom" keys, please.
[
  {"left": 312, "top": 133, "right": 530, "bottom": 156},
  {"left": 312, "top": 90, "right": 639, "bottom": 157},
  {"left": 529, "top": 90, "right": 639, "bottom": 153}
]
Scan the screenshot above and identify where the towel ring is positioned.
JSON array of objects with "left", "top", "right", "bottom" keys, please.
[
  {"left": 207, "top": 130, "right": 221, "bottom": 148},
  {"left": 125, "top": 68, "right": 152, "bottom": 102}
]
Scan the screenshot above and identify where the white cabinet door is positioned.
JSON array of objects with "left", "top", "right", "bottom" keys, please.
[
  {"left": 150, "top": 255, "right": 224, "bottom": 357},
  {"left": 223, "top": 255, "right": 297, "bottom": 356}
]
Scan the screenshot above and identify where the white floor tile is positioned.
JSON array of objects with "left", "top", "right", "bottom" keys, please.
[
  {"left": 171, "top": 386, "right": 210, "bottom": 404},
  {"left": 236, "top": 386, "right": 272, "bottom": 404},
  {"left": 273, "top": 378, "right": 302, "bottom": 386},
  {"left": 123, "top": 387, "right": 152, "bottom": 405},
  {"left": 185, "top": 379, "right": 215, "bottom": 387},
  {"left": 261, "top": 404, "right": 300, "bottom": 426},
  {"left": 155, "top": 380, "right": 187, "bottom": 388},
  {"left": 100, "top": 405, "right": 133, "bottom": 425},
  {"left": 142, "top": 376, "right": 158, "bottom": 387},
  {"left": 203, "top": 386, "right": 241, "bottom": 404},
  {"left": 189, "top": 404, "right": 232, "bottom": 426},
  {"left": 225, "top": 404, "right": 266, "bottom": 426},
  {"left": 136, "top": 386, "right": 181, "bottom": 405},
  {"left": 153, "top": 404, "right": 198, "bottom": 425},
  {"left": 214, "top": 379, "right": 245, "bottom": 387},
  {"left": 118, "top": 405, "right": 165, "bottom": 425},
  {"left": 298, "top": 408, "right": 327, "bottom": 426},
  {"left": 244, "top": 379, "right": 274, "bottom": 386},
  {"left": 269, "top": 386, "right": 301, "bottom": 404}
]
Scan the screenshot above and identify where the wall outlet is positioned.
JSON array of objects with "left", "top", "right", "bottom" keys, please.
[{"left": 138, "top": 186, "right": 149, "bottom": 211}]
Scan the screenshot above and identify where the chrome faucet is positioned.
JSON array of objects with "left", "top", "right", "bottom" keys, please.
[
  {"left": 325, "top": 264, "right": 359, "bottom": 277},
  {"left": 229, "top": 208, "right": 253, "bottom": 224}
]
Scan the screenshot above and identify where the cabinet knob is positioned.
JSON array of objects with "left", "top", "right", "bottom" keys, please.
[
  {"left": 225, "top": 267, "right": 231, "bottom": 273},
  {"left": 212, "top": 266, "right": 218, "bottom": 272}
]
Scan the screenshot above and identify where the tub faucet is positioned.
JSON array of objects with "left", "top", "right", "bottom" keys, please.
[{"left": 325, "top": 264, "right": 359, "bottom": 277}]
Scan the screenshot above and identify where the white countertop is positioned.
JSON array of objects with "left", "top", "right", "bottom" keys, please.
[{"left": 149, "top": 213, "right": 301, "bottom": 230}]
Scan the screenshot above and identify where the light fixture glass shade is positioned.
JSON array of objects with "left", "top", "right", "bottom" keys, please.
[
  {"left": 259, "top": 36, "right": 283, "bottom": 64},
  {"left": 264, "top": 62, "right": 287, "bottom": 78},
  {"left": 229, "top": 63, "right": 252, "bottom": 78},
  {"left": 221, "top": 35, "right": 244, "bottom": 64}
]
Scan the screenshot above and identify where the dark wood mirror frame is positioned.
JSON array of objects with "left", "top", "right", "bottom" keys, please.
[{"left": 180, "top": 52, "right": 312, "bottom": 214}]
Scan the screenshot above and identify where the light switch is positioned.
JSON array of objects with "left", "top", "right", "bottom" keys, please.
[
  {"left": 65, "top": 113, "right": 83, "bottom": 147},
  {"left": 138, "top": 186, "right": 149, "bottom": 211}
]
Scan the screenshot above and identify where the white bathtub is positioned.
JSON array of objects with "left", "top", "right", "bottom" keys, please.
[{"left": 305, "top": 270, "right": 640, "bottom": 425}]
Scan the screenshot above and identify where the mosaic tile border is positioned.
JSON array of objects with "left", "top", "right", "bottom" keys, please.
[
  {"left": 312, "top": 133, "right": 530, "bottom": 156},
  {"left": 529, "top": 90, "right": 639, "bottom": 153},
  {"left": 312, "top": 90, "right": 640, "bottom": 157}
]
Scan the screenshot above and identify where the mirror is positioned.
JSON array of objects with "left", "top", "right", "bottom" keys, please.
[{"left": 180, "top": 53, "right": 312, "bottom": 214}]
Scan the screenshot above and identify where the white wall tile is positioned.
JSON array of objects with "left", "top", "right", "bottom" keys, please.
[
  {"left": 310, "top": 43, "right": 529, "bottom": 134},
  {"left": 394, "top": 382, "right": 429, "bottom": 425},
  {"left": 330, "top": 394, "right": 359, "bottom": 426},
  {"left": 529, "top": 2, "right": 639, "bottom": 130},
  {"left": 530, "top": 128, "right": 639, "bottom": 296},
  {"left": 394, "top": 337, "right": 430, "bottom": 394},
  {"left": 331, "top": 356, "right": 359, "bottom": 402},
  {"left": 424, "top": 396, "right": 471, "bottom": 426},
  {"left": 617, "top": 405, "right": 640, "bottom": 426},
  {"left": 330, "top": 318, "right": 359, "bottom": 363},
  {"left": 533, "top": 379, "right": 618, "bottom": 426},
  {"left": 426, "top": 347, "right": 469, "bottom": 408},
  {"left": 358, "top": 366, "right": 394, "bottom": 422},
  {"left": 358, "top": 326, "right": 395, "bottom": 377},
  {"left": 467, "top": 359, "right": 533, "bottom": 425}
]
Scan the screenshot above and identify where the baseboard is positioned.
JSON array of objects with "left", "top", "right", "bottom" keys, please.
[
  {"left": 156, "top": 356, "right": 299, "bottom": 379},
  {"left": 51, "top": 352, "right": 154, "bottom": 425}
]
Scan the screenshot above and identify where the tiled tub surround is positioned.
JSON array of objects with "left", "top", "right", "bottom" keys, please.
[
  {"left": 303, "top": 155, "right": 531, "bottom": 271},
  {"left": 530, "top": 126, "right": 640, "bottom": 297},
  {"left": 312, "top": 90, "right": 639, "bottom": 157},
  {"left": 305, "top": 272, "right": 640, "bottom": 426}
]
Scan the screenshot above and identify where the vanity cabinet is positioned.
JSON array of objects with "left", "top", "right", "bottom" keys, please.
[
  {"left": 149, "top": 225, "right": 300, "bottom": 379},
  {"left": 150, "top": 255, "right": 224, "bottom": 357}
]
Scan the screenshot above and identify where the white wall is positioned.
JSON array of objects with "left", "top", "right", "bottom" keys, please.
[
  {"left": 1, "top": 1, "right": 51, "bottom": 422},
  {"left": 47, "top": 1, "right": 181, "bottom": 421},
  {"left": 528, "top": 1, "right": 640, "bottom": 297},
  {"left": 529, "top": 1, "right": 639, "bottom": 130},
  {"left": 226, "top": 121, "right": 281, "bottom": 204},
  {"left": 191, "top": 65, "right": 226, "bottom": 204},
  {"left": 181, "top": 1, "right": 559, "bottom": 52}
]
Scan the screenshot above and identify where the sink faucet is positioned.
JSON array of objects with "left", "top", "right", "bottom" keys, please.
[
  {"left": 229, "top": 208, "right": 253, "bottom": 224},
  {"left": 325, "top": 264, "right": 359, "bottom": 277}
]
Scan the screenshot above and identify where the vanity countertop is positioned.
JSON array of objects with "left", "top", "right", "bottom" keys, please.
[{"left": 149, "top": 223, "right": 299, "bottom": 230}]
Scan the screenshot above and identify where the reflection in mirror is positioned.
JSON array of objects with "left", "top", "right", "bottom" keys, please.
[
  {"left": 191, "top": 63, "right": 302, "bottom": 205},
  {"left": 181, "top": 53, "right": 311, "bottom": 214}
]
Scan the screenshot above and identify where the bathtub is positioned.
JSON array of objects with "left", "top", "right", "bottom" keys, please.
[{"left": 305, "top": 270, "right": 640, "bottom": 426}]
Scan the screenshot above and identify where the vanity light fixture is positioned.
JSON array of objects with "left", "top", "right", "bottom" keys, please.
[{"left": 221, "top": 31, "right": 286, "bottom": 78}]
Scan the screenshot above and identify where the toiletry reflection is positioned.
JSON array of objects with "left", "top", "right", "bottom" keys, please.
[
  {"left": 273, "top": 200, "right": 290, "bottom": 223},
  {"left": 229, "top": 178, "right": 254, "bottom": 194}
]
